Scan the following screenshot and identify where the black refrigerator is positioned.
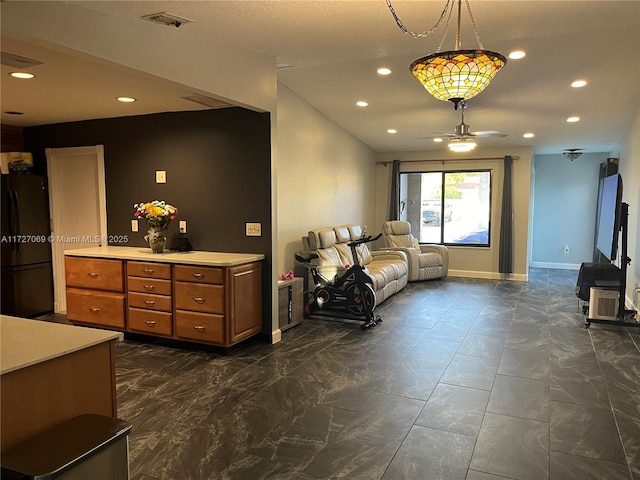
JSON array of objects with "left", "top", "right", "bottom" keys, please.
[{"left": 1, "top": 174, "right": 54, "bottom": 317}]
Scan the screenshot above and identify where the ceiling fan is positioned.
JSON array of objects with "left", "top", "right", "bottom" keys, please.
[{"left": 419, "top": 101, "right": 506, "bottom": 151}]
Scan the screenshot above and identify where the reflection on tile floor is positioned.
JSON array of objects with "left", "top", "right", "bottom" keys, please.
[{"left": 108, "top": 268, "right": 640, "bottom": 480}]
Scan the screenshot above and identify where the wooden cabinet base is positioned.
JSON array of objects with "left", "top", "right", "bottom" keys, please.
[
  {"left": 0, "top": 341, "right": 117, "bottom": 453},
  {"left": 66, "top": 253, "right": 263, "bottom": 348}
]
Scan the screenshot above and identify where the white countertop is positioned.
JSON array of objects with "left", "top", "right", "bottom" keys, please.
[
  {"left": 64, "top": 246, "right": 265, "bottom": 266},
  {"left": 0, "top": 315, "right": 123, "bottom": 375}
]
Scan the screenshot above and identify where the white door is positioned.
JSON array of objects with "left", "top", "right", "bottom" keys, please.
[{"left": 46, "top": 145, "right": 107, "bottom": 313}]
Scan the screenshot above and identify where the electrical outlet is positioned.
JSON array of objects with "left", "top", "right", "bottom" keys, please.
[
  {"left": 564, "top": 246, "right": 569, "bottom": 254},
  {"left": 246, "top": 222, "right": 261, "bottom": 236},
  {"left": 156, "top": 170, "right": 166, "bottom": 183},
  {"left": 131, "top": 219, "right": 138, "bottom": 232},
  {"left": 179, "top": 220, "right": 187, "bottom": 233}
]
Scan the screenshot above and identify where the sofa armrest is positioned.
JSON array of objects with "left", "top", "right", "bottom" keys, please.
[
  {"left": 420, "top": 244, "right": 449, "bottom": 275},
  {"left": 378, "top": 247, "right": 420, "bottom": 281},
  {"left": 370, "top": 249, "right": 409, "bottom": 265}
]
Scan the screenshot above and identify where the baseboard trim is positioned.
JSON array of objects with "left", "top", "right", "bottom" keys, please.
[
  {"left": 448, "top": 270, "right": 528, "bottom": 282},
  {"left": 271, "top": 328, "right": 282, "bottom": 344},
  {"left": 530, "top": 262, "right": 582, "bottom": 270}
]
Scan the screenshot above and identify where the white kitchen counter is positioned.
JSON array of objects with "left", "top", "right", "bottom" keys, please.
[
  {"left": 0, "top": 315, "right": 123, "bottom": 375},
  {"left": 64, "top": 246, "right": 265, "bottom": 266}
]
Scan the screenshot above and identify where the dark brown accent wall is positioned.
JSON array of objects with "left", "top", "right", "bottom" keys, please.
[
  {"left": 23, "top": 107, "right": 274, "bottom": 338},
  {"left": 1, "top": 125, "right": 24, "bottom": 153}
]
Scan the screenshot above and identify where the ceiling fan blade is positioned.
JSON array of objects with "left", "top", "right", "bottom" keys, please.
[
  {"left": 471, "top": 130, "right": 507, "bottom": 138},
  {"left": 417, "top": 134, "right": 457, "bottom": 140}
]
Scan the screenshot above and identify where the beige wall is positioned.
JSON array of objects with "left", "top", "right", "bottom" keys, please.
[
  {"left": 617, "top": 106, "right": 640, "bottom": 310},
  {"left": 276, "top": 84, "right": 377, "bottom": 275},
  {"left": 375, "top": 147, "right": 533, "bottom": 280}
]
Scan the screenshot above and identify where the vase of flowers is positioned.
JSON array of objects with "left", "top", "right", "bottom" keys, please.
[{"left": 133, "top": 200, "right": 178, "bottom": 253}]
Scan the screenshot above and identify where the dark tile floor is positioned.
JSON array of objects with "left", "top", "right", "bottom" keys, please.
[{"left": 69, "top": 269, "right": 640, "bottom": 479}]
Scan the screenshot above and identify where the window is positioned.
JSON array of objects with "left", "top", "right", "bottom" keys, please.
[{"left": 400, "top": 170, "right": 491, "bottom": 246}]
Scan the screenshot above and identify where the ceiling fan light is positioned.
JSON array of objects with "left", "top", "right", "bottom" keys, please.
[{"left": 448, "top": 138, "right": 477, "bottom": 152}]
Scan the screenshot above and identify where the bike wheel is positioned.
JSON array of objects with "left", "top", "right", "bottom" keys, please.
[{"left": 345, "top": 283, "right": 376, "bottom": 315}]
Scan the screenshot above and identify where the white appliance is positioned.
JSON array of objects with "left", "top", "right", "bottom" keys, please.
[{"left": 589, "top": 287, "right": 619, "bottom": 321}]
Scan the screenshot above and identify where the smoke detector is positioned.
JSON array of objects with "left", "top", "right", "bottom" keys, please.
[
  {"left": 563, "top": 149, "right": 583, "bottom": 161},
  {"left": 141, "top": 12, "right": 193, "bottom": 28}
]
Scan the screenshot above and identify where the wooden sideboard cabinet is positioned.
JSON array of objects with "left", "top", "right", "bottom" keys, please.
[
  {"left": 127, "top": 261, "right": 173, "bottom": 337},
  {"left": 64, "top": 248, "right": 264, "bottom": 348},
  {"left": 65, "top": 257, "right": 125, "bottom": 329}
]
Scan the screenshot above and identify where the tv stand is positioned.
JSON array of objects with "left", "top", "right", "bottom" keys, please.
[{"left": 585, "top": 202, "right": 638, "bottom": 328}]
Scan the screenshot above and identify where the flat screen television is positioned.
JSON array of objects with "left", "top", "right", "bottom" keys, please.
[{"left": 595, "top": 173, "right": 623, "bottom": 262}]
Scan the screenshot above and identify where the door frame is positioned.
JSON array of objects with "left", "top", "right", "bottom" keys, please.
[{"left": 46, "top": 145, "right": 107, "bottom": 313}]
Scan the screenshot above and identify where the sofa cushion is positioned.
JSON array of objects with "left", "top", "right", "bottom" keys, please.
[{"left": 308, "top": 228, "right": 337, "bottom": 250}]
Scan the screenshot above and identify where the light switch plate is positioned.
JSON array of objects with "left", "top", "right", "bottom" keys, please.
[
  {"left": 131, "top": 219, "right": 139, "bottom": 232},
  {"left": 246, "top": 222, "right": 261, "bottom": 236},
  {"left": 156, "top": 170, "right": 166, "bottom": 183}
]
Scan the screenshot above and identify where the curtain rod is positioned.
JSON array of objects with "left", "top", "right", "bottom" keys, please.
[{"left": 376, "top": 156, "right": 520, "bottom": 166}]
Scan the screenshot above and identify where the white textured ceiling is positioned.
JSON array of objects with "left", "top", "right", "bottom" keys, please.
[{"left": 1, "top": 0, "right": 639, "bottom": 155}]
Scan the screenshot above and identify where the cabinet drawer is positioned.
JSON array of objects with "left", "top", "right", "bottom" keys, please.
[
  {"left": 66, "top": 289, "right": 125, "bottom": 328},
  {"left": 174, "top": 282, "right": 223, "bottom": 314},
  {"left": 128, "top": 308, "right": 172, "bottom": 336},
  {"left": 65, "top": 257, "right": 124, "bottom": 292},
  {"left": 175, "top": 311, "right": 224, "bottom": 344},
  {"left": 127, "top": 261, "right": 171, "bottom": 280},
  {"left": 128, "top": 292, "right": 172, "bottom": 312},
  {"left": 174, "top": 265, "right": 223, "bottom": 284},
  {"left": 127, "top": 277, "right": 171, "bottom": 295}
]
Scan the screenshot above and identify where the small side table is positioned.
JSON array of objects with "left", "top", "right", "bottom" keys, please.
[{"left": 277, "top": 277, "right": 303, "bottom": 331}]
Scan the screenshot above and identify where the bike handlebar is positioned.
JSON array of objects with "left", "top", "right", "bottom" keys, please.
[{"left": 348, "top": 233, "right": 382, "bottom": 246}]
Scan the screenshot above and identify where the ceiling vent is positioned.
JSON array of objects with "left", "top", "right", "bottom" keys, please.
[
  {"left": 181, "top": 95, "right": 233, "bottom": 109},
  {"left": 1, "top": 51, "right": 43, "bottom": 69},
  {"left": 141, "top": 12, "right": 193, "bottom": 28}
]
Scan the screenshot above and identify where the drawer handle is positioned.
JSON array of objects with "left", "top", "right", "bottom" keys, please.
[
  {"left": 193, "top": 325, "right": 206, "bottom": 332},
  {"left": 144, "top": 320, "right": 157, "bottom": 326},
  {"left": 143, "top": 285, "right": 155, "bottom": 291},
  {"left": 87, "top": 272, "right": 99, "bottom": 278},
  {"left": 89, "top": 307, "right": 100, "bottom": 314},
  {"left": 192, "top": 273, "right": 205, "bottom": 279},
  {"left": 143, "top": 268, "right": 155, "bottom": 274},
  {"left": 144, "top": 300, "right": 156, "bottom": 306},
  {"left": 192, "top": 297, "right": 205, "bottom": 304}
]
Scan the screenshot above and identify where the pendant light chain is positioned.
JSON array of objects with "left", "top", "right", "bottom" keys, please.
[
  {"left": 385, "top": 0, "right": 454, "bottom": 38},
  {"left": 386, "top": 0, "right": 484, "bottom": 49},
  {"left": 464, "top": 0, "right": 484, "bottom": 49}
]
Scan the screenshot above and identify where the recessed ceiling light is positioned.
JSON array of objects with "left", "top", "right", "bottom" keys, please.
[
  {"left": 567, "top": 116, "right": 580, "bottom": 123},
  {"left": 523, "top": 133, "right": 535, "bottom": 138},
  {"left": 377, "top": 67, "right": 392, "bottom": 76},
  {"left": 117, "top": 96, "right": 137, "bottom": 103},
  {"left": 356, "top": 101, "right": 368, "bottom": 107},
  {"left": 10, "top": 72, "right": 35, "bottom": 79},
  {"left": 387, "top": 129, "right": 397, "bottom": 134},
  {"left": 508, "top": 50, "right": 526, "bottom": 60},
  {"left": 433, "top": 138, "right": 443, "bottom": 143},
  {"left": 571, "top": 79, "right": 587, "bottom": 88}
]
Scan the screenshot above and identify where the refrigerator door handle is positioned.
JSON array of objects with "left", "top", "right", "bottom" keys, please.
[{"left": 12, "top": 191, "right": 20, "bottom": 251}]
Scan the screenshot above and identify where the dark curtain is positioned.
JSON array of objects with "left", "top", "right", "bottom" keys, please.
[
  {"left": 499, "top": 155, "right": 514, "bottom": 274},
  {"left": 388, "top": 159, "right": 400, "bottom": 221}
]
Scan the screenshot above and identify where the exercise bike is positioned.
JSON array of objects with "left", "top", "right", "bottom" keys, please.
[{"left": 294, "top": 233, "right": 383, "bottom": 329}]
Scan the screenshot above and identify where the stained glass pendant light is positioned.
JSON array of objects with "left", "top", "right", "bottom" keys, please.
[{"left": 387, "top": 0, "right": 507, "bottom": 109}]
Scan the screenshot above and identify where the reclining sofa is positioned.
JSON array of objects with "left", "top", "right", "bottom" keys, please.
[
  {"left": 295, "top": 224, "right": 408, "bottom": 305},
  {"left": 381, "top": 220, "right": 449, "bottom": 281}
]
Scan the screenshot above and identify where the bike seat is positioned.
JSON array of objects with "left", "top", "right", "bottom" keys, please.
[{"left": 295, "top": 251, "right": 319, "bottom": 263}]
